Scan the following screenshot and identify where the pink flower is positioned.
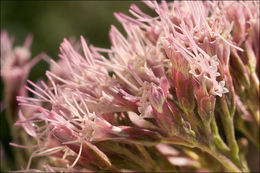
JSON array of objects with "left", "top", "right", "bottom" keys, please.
[
  {"left": 1, "top": 30, "right": 44, "bottom": 107},
  {"left": 13, "top": 1, "right": 259, "bottom": 172}
]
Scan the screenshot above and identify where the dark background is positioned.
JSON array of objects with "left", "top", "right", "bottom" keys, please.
[{"left": 1, "top": 1, "right": 149, "bottom": 80}]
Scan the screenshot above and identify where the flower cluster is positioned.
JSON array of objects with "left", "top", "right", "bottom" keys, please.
[{"left": 3, "top": 1, "right": 259, "bottom": 172}]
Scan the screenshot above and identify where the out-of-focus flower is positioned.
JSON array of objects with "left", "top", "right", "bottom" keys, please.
[
  {"left": 1, "top": 30, "right": 44, "bottom": 114},
  {"left": 1, "top": 30, "right": 46, "bottom": 170}
]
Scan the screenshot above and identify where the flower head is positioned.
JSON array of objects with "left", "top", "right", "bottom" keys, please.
[{"left": 12, "top": 1, "right": 259, "bottom": 172}]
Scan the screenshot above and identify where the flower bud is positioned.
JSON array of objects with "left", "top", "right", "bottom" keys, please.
[
  {"left": 52, "top": 125, "right": 77, "bottom": 143},
  {"left": 154, "top": 102, "right": 176, "bottom": 135},
  {"left": 245, "top": 40, "right": 257, "bottom": 74},
  {"left": 148, "top": 84, "right": 165, "bottom": 113},
  {"left": 174, "top": 70, "right": 195, "bottom": 113},
  {"left": 196, "top": 88, "right": 215, "bottom": 123},
  {"left": 230, "top": 49, "right": 250, "bottom": 88},
  {"left": 118, "top": 126, "right": 162, "bottom": 146}
]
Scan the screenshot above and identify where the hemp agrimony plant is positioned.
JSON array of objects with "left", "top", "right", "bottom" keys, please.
[{"left": 1, "top": 1, "right": 259, "bottom": 172}]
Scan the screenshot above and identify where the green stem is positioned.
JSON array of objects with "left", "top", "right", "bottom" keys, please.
[
  {"left": 115, "top": 145, "right": 148, "bottom": 170},
  {"left": 219, "top": 97, "right": 249, "bottom": 172},
  {"left": 163, "top": 137, "right": 242, "bottom": 172},
  {"left": 219, "top": 97, "right": 239, "bottom": 159},
  {"left": 236, "top": 117, "right": 260, "bottom": 149},
  {"left": 6, "top": 103, "right": 27, "bottom": 169},
  {"left": 210, "top": 116, "right": 230, "bottom": 154},
  {"left": 253, "top": 110, "right": 259, "bottom": 127},
  {"left": 204, "top": 121, "right": 212, "bottom": 139},
  {"left": 185, "top": 111, "right": 203, "bottom": 136},
  {"left": 136, "top": 145, "right": 158, "bottom": 171},
  {"left": 162, "top": 137, "right": 194, "bottom": 148},
  {"left": 251, "top": 72, "right": 259, "bottom": 96},
  {"left": 198, "top": 145, "right": 241, "bottom": 172}
]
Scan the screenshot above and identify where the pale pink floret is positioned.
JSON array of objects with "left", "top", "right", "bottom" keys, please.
[{"left": 16, "top": 37, "right": 161, "bottom": 169}]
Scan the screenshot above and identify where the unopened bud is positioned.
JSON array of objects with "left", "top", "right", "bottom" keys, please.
[
  {"left": 149, "top": 85, "right": 165, "bottom": 113},
  {"left": 174, "top": 71, "right": 195, "bottom": 113},
  {"left": 119, "top": 126, "right": 162, "bottom": 146},
  {"left": 230, "top": 49, "right": 250, "bottom": 88},
  {"left": 196, "top": 88, "right": 215, "bottom": 123},
  {"left": 52, "top": 125, "right": 77, "bottom": 143},
  {"left": 245, "top": 40, "right": 257, "bottom": 74}
]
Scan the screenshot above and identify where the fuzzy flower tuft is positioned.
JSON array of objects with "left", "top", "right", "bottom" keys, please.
[{"left": 8, "top": 1, "right": 259, "bottom": 172}]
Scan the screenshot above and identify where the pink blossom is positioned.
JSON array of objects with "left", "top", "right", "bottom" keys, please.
[{"left": 12, "top": 1, "right": 259, "bottom": 172}]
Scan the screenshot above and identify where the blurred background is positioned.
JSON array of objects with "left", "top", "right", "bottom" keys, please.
[
  {"left": 1, "top": 1, "right": 150, "bottom": 80},
  {"left": 0, "top": 1, "right": 150, "bottom": 170}
]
